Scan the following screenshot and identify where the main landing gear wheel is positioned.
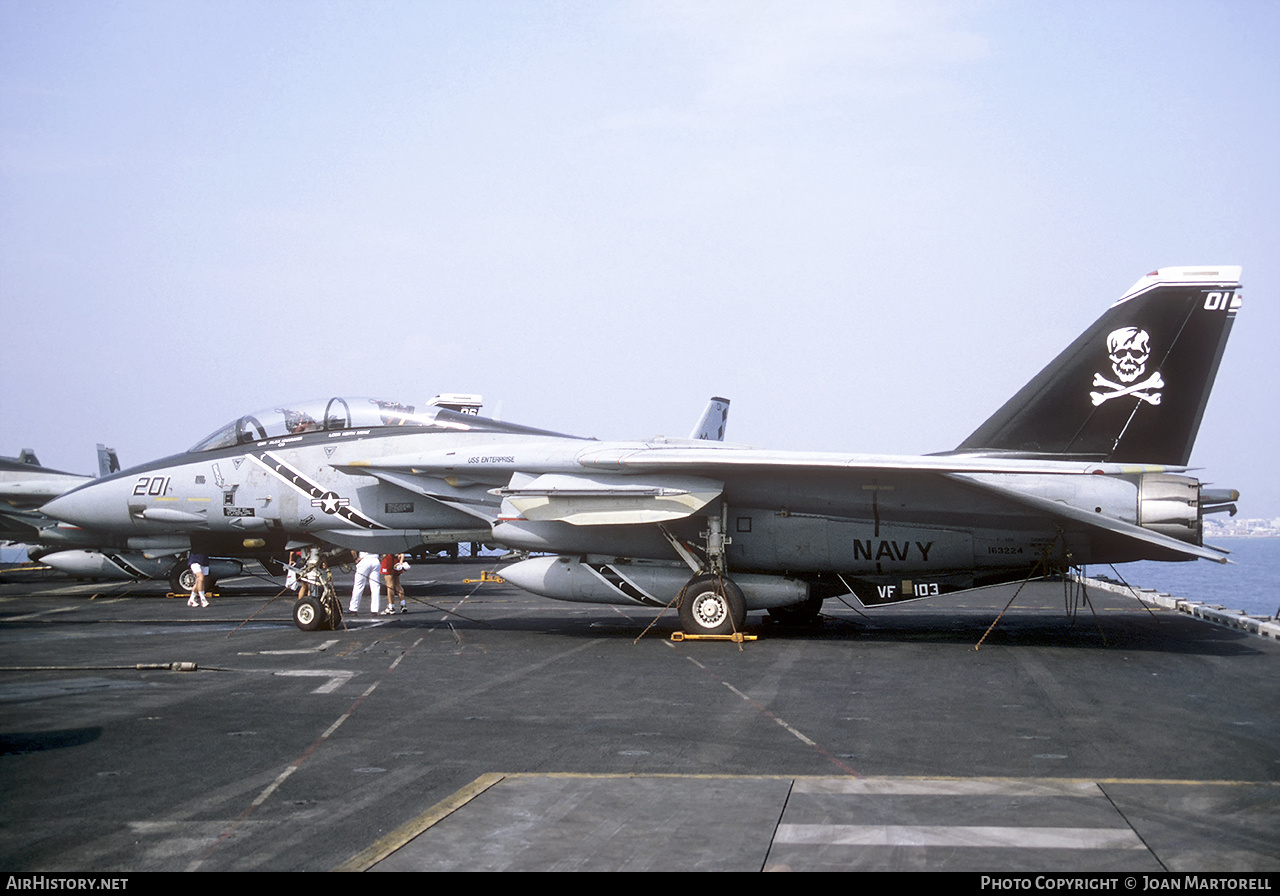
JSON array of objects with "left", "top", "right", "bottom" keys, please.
[
  {"left": 169, "top": 563, "right": 215, "bottom": 595},
  {"left": 170, "top": 563, "right": 196, "bottom": 594},
  {"left": 678, "top": 574, "right": 746, "bottom": 636}
]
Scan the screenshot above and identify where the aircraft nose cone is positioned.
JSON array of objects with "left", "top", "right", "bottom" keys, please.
[{"left": 42, "top": 485, "right": 114, "bottom": 528}]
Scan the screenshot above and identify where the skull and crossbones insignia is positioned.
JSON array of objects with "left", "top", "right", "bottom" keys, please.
[{"left": 1090, "top": 327, "right": 1163, "bottom": 406}]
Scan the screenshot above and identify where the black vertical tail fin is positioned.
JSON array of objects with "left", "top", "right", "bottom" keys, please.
[{"left": 955, "top": 266, "right": 1241, "bottom": 465}]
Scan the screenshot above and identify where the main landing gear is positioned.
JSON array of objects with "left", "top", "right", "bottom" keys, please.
[
  {"left": 666, "top": 509, "right": 748, "bottom": 638},
  {"left": 677, "top": 574, "right": 746, "bottom": 636},
  {"left": 169, "top": 561, "right": 216, "bottom": 595}
]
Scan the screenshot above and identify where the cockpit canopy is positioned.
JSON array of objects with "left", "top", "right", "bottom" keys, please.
[{"left": 188, "top": 398, "right": 468, "bottom": 453}]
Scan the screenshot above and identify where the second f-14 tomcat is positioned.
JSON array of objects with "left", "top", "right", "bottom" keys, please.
[{"left": 46, "top": 266, "right": 1242, "bottom": 635}]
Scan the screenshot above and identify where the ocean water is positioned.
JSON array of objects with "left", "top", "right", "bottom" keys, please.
[{"left": 1113, "top": 537, "right": 1280, "bottom": 619}]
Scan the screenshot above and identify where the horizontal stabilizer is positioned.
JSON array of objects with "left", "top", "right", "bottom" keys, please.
[
  {"left": 947, "top": 473, "right": 1228, "bottom": 563},
  {"left": 498, "top": 472, "right": 723, "bottom": 526}
]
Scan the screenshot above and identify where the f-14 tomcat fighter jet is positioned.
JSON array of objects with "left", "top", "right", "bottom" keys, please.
[{"left": 47, "top": 267, "right": 1241, "bottom": 635}]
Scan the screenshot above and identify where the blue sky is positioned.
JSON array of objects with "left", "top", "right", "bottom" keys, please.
[{"left": 3, "top": 0, "right": 1278, "bottom": 513}]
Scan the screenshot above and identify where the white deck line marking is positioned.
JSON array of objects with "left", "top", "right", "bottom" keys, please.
[
  {"left": 276, "top": 669, "right": 355, "bottom": 693},
  {"left": 721, "top": 681, "right": 817, "bottom": 746},
  {"left": 775, "top": 824, "right": 1145, "bottom": 849},
  {"left": 261, "top": 639, "right": 339, "bottom": 655},
  {"left": 791, "top": 778, "right": 1101, "bottom": 797}
]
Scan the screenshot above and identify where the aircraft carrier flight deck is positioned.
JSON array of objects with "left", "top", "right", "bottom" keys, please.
[{"left": 1, "top": 559, "right": 1277, "bottom": 872}]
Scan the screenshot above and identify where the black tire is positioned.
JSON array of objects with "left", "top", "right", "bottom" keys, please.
[
  {"left": 170, "top": 563, "right": 197, "bottom": 594},
  {"left": 294, "top": 596, "right": 325, "bottom": 631},
  {"left": 169, "top": 562, "right": 186, "bottom": 593},
  {"left": 678, "top": 574, "right": 746, "bottom": 636}
]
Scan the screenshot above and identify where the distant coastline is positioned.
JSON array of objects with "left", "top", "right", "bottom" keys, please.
[{"left": 1203, "top": 518, "right": 1280, "bottom": 538}]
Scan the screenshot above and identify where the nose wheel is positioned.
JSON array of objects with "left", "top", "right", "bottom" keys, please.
[
  {"left": 292, "top": 555, "right": 344, "bottom": 631},
  {"left": 293, "top": 593, "right": 343, "bottom": 631},
  {"left": 293, "top": 597, "right": 325, "bottom": 631}
]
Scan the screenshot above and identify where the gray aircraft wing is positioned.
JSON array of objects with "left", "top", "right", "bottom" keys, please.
[
  {"left": 332, "top": 467, "right": 501, "bottom": 523},
  {"left": 567, "top": 444, "right": 1160, "bottom": 476},
  {"left": 345, "top": 440, "right": 1220, "bottom": 561},
  {"left": 583, "top": 451, "right": 1220, "bottom": 562}
]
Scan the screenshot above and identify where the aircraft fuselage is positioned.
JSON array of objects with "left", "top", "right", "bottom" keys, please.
[{"left": 46, "top": 421, "right": 586, "bottom": 556}]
